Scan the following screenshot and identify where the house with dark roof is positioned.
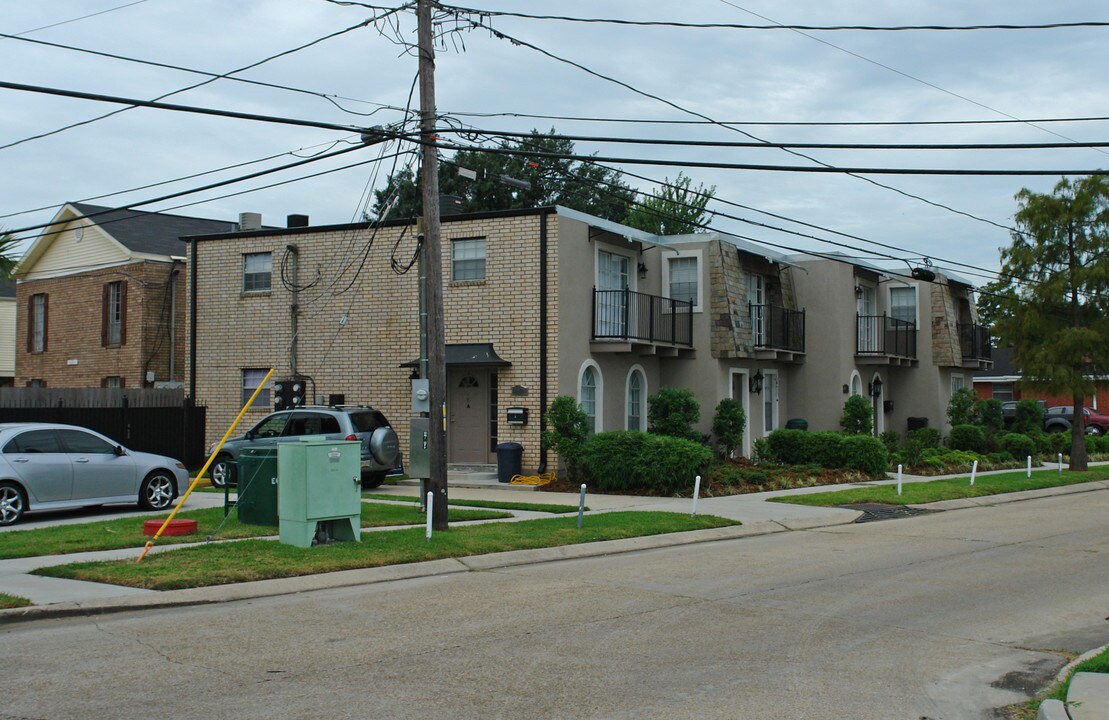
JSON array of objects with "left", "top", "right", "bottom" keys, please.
[
  {"left": 14, "top": 202, "right": 235, "bottom": 389},
  {"left": 973, "top": 347, "right": 1108, "bottom": 411}
]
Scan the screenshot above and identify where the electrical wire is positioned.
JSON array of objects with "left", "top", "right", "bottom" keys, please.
[{"left": 8, "top": 0, "right": 150, "bottom": 36}]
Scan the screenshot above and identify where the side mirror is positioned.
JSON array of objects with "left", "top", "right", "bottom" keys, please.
[
  {"left": 114, "top": 445, "right": 126, "bottom": 456},
  {"left": 245, "top": 430, "right": 255, "bottom": 441}
]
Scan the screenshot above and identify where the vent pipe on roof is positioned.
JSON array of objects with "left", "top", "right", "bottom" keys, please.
[
  {"left": 239, "top": 212, "right": 262, "bottom": 231},
  {"left": 287, "top": 214, "right": 309, "bottom": 228}
]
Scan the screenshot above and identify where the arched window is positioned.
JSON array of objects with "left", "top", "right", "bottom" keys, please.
[
  {"left": 626, "top": 367, "right": 646, "bottom": 430},
  {"left": 581, "top": 366, "right": 598, "bottom": 434}
]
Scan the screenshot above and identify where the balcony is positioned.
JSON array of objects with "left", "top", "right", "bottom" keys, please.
[
  {"left": 958, "top": 323, "right": 993, "bottom": 368},
  {"left": 857, "top": 314, "right": 918, "bottom": 366},
  {"left": 592, "top": 288, "right": 693, "bottom": 354},
  {"left": 750, "top": 304, "right": 805, "bottom": 361}
]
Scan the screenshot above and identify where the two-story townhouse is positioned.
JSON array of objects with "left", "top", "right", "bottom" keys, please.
[
  {"left": 186, "top": 206, "right": 811, "bottom": 471},
  {"left": 15, "top": 202, "right": 234, "bottom": 389},
  {"left": 790, "top": 253, "right": 992, "bottom": 437}
]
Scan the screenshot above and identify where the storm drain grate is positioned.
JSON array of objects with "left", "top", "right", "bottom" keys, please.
[{"left": 842, "top": 504, "right": 933, "bottom": 523}]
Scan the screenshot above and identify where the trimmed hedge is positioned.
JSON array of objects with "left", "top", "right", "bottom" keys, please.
[
  {"left": 999, "top": 432, "right": 1035, "bottom": 460},
  {"left": 765, "top": 429, "right": 887, "bottom": 477},
  {"left": 581, "top": 430, "right": 713, "bottom": 495},
  {"left": 948, "top": 424, "right": 986, "bottom": 453}
]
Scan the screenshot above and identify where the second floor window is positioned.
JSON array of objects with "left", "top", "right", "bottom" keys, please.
[
  {"left": 668, "top": 256, "right": 699, "bottom": 309},
  {"left": 29, "top": 293, "right": 47, "bottom": 353},
  {"left": 890, "top": 286, "right": 916, "bottom": 325},
  {"left": 102, "top": 281, "right": 126, "bottom": 346},
  {"left": 243, "top": 252, "right": 272, "bottom": 292},
  {"left": 452, "top": 238, "right": 486, "bottom": 281}
]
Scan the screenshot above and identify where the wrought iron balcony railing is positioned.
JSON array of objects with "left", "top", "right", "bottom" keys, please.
[
  {"left": 749, "top": 304, "right": 805, "bottom": 353},
  {"left": 957, "top": 323, "right": 992, "bottom": 361},
  {"left": 592, "top": 288, "right": 693, "bottom": 346},
  {"left": 857, "top": 314, "right": 917, "bottom": 359}
]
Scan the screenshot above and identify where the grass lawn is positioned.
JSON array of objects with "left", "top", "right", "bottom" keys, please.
[
  {"left": 1020, "top": 647, "right": 1109, "bottom": 719},
  {"left": 35, "top": 512, "right": 737, "bottom": 591},
  {"left": 0, "top": 503, "right": 509, "bottom": 560},
  {"left": 362, "top": 492, "right": 582, "bottom": 514},
  {"left": 768, "top": 466, "right": 1109, "bottom": 507},
  {"left": 0, "top": 592, "right": 31, "bottom": 609}
]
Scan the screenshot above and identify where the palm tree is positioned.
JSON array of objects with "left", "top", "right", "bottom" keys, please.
[{"left": 0, "top": 233, "right": 21, "bottom": 278}]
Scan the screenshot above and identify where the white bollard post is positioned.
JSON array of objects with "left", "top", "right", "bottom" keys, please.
[
  {"left": 691, "top": 475, "right": 701, "bottom": 516},
  {"left": 1058, "top": 453, "right": 1063, "bottom": 474},
  {"left": 425, "top": 491, "right": 433, "bottom": 542},
  {"left": 897, "top": 464, "right": 902, "bottom": 496},
  {"left": 970, "top": 459, "right": 978, "bottom": 486},
  {"left": 1027, "top": 455, "right": 1032, "bottom": 478},
  {"left": 577, "top": 484, "right": 587, "bottom": 529}
]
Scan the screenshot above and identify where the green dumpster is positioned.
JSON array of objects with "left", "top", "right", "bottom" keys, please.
[{"left": 236, "top": 447, "right": 279, "bottom": 526}]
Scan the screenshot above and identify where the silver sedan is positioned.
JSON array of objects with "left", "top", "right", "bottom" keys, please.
[{"left": 0, "top": 423, "right": 190, "bottom": 526}]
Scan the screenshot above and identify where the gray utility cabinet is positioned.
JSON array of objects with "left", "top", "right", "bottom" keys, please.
[{"left": 277, "top": 439, "right": 362, "bottom": 549}]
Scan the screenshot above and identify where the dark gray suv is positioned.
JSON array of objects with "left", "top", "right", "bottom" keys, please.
[{"left": 209, "top": 406, "right": 400, "bottom": 489}]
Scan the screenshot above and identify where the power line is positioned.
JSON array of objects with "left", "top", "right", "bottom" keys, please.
[
  {"left": 0, "top": 7, "right": 411, "bottom": 152},
  {"left": 426, "top": 137, "right": 1109, "bottom": 176},
  {"left": 448, "top": 12, "right": 1025, "bottom": 235},
  {"left": 434, "top": 127, "right": 1109, "bottom": 152},
  {"left": 9, "top": 0, "right": 150, "bottom": 36},
  {"left": 434, "top": 4, "right": 1109, "bottom": 32}
]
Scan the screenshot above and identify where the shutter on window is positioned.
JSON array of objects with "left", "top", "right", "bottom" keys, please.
[
  {"left": 100, "top": 377, "right": 108, "bottom": 388},
  {"left": 26, "top": 295, "right": 33, "bottom": 352},
  {"left": 42, "top": 295, "right": 48, "bottom": 352},
  {"left": 101, "top": 284, "right": 109, "bottom": 346},
  {"left": 119, "top": 281, "right": 127, "bottom": 346}
]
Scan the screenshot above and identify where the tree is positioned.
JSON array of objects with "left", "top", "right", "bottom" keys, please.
[
  {"left": 992, "top": 176, "right": 1109, "bottom": 470},
  {"left": 622, "top": 172, "right": 716, "bottom": 235},
  {"left": 542, "top": 396, "right": 590, "bottom": 481},
  {"left": 647, "top": 386, "right": 701, "bottom": 442},
  {"left": 839, "top": 394, "right": 873, "bottom": 435},
  {"left": 372, "top": 130, "right": 635, "bottom": 222},
  {"left": 974, "top": 278, "right": 1018, "bottom": 330},
  {"left": 946, "top": 387, "right": 977, "bottom": 427},
  {"left": 711, "top": 398, "right": 746, "bottom": 459},
  {"left": 0, "top": 232, "right": 21, "bottom": 278}
]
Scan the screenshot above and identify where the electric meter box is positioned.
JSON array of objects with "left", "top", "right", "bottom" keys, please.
[
  {"left": 408, "top": 416, "right": 430, "bottom": 479},
  {"left": 278, "top": 439, "right": 362, "bottom": 548}
]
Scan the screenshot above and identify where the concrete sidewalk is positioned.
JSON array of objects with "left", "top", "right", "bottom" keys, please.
[{"left": 2, "top": 466, "right": 1106, "bottom": 624}]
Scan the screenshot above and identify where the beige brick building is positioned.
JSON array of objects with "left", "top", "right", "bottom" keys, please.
[{"left": 185, "top": 206, "right": 991, "bottom": 473}]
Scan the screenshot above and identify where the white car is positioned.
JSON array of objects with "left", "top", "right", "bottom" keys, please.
[{"left": 0, "top": 423, "right": 190, "bottom": 526}]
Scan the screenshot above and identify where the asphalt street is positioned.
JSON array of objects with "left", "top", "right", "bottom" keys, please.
[{"left": 0, "top": 489, "right": 1105, "bottom": 720}]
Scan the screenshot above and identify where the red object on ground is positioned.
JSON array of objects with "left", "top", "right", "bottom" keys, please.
[{"left": 143, "top": 518, "right": 198, "bottom": 537}]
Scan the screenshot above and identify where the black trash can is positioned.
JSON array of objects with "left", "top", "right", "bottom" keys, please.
[
  {"left": 784, "top": 418, "right": 808, "bottom": 431},
  {"left": 236, "top": 447, "right": 279, "bottom": 526},
  {"left": 907, "top": 416, "right": 929, "bottom": 432},
  {"left": 495, "top": 442, "right": 524, "bottom": 484}
]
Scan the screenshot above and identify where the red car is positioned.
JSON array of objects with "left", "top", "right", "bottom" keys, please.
[{"left": 1043, "top": 406, "right": 1109, "bottom": 435}]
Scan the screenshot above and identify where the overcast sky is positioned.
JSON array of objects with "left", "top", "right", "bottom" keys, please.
[{"left": 3, "top": 0, "right": 1109, "bottom": 285}]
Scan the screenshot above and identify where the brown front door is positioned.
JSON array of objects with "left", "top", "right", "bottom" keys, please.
[{"left": 448, "top": 369, "right": 489, "bottom": 464}]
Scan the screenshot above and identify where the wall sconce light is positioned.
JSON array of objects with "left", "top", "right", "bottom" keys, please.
[
  {"left": 869, "top": 376, "right": 884, "bottom": 398},
  {"left": 749, "top": 369, "right": 764, "bottom": 395},
  {"left": 637, "top": 262, "right": 648, "bottom": 279},
  {"left": 854, "top": 285, "right": 864, "bottom": 298},
  {"left": 842, "top": 384, "right": 850, "bottom": 394}
]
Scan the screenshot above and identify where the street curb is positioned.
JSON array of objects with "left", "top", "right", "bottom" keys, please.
[{"left": 0, "top": 480, "right": 1102, "bottom": 626}]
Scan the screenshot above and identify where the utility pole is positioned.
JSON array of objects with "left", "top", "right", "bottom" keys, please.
[{"left": 417, "top": 0, "right": 448, "bottom": 529}]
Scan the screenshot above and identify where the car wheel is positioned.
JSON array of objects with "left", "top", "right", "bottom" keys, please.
[
  {"left": 0, "top": 482, "right": 26, "bottom": 526},
  {"left": 361, "top": 471, "right": 387, "bottom": 490},
  {"left": 1086, "top": 425, "right": 1103, "bottom": 435},
  {"left": 139, "top": 471, "right": 176, "bottom": 511},
  {"left": 211, "top": 455, "right": 234, "bottom": 488}
]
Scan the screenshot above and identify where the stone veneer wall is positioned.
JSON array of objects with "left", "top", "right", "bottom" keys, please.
[
  {"left": 929, "top": 280, "right": 961, "bottom": 368},
  {"left": 16, "top": 261, "right": 183, "bottom": 387},
  {"left": 189, "top": 212, "right": 557, "bottom": 471}
]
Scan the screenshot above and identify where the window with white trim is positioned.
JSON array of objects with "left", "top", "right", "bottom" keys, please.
[
  {"left": 668, "top": 256, "right": 699, "bottom": 309},
  {"left": 451, "top": 238, "right": 486, "bottom": 281},
  {"left": 243, "top": 252, "right": 272, "bottom": 292},
  {"left": 242, "top": 369, "right": 272, "bottom": 408},
  {"left": 580, "top": 366, "right": 597, "bottom": 435},
  {"left": 626, "top": 368, "right": 645, "bottom": 431},
  {"left": 889, "top": 286, "right": 916, "bottom": 325}
]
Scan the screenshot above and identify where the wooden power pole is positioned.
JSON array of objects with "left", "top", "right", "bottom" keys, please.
[{"left": 417, "top": 0, "right": 448, "bottom": 529}]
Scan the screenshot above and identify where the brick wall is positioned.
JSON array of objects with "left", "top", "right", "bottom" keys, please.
[
  {"left": 15, "top": 261, "right": 185, "bottom": 388},
  {"left": 189, "top": 212, "right": 558, "bottom": 471}
]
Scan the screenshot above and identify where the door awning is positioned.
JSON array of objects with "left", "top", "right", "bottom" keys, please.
[{"left": 400, "top": 343, "right": 511, "bottom": 368}]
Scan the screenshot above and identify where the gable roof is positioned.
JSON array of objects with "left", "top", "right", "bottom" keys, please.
[{"left": 69, "top": 203, "right": 235, "bottom": 256}]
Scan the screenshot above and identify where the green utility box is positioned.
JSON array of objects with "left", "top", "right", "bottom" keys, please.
[
  {"left": 278, "top": 439, "right": 362, "bottom": 548},
  {"left": 236, "top": 447, "right": 279, "bottom": 526}
]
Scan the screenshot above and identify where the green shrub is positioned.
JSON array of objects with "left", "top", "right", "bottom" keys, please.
[
  {"left": 907, "top": 427, "right": 941, "bottom": 449},
  {"left": 711, "top": 398, "right": 746, "bottom": 459},
  {"left": 752, "top": 437, "right": 771, "bottom": 464},
  {"left": 879, "top": 430, "right": 901, "bottom": 454},
  {"left": 809, "top": 432, "right": 846, "bottom": 468},
  {"left": 840, "top": 435, "right": 888, "bottom": 476},
  {"left": 947, "top": 387, "right": 977, "bottom": 426},
  {"left": 948, "top": 424, "right": 986, "bottom": 453},
  {"left": 648, "top": 387, "right": 701, "bottom": 442},
  {"left": 1095, "top": 435, "right": 1109, "bottom": 453},
  {"left": 581, "top": 430, "right": 713, "bottom": 495},
  {"left": 1012, "top": 399, "right": 1045, "bottom": 435},
  {"left": 542, "top": 395, "right": 590, "bottom": 480},
  {"left": 940, "top": 450, "right": 983, "bottom": 468},
  {"left": 840, "top": 395, "right": 873, "bottom": 435},
  {"left": 974, "top": 398, "right": 1004, "bottom": 433},
  {"left": 888, "top": 451, "right": 904, "bottom": 467},
  {"left": 710, "top": 464, "right": 768, "bottom": 488},
  {"left": 1048, "top": 431, "right": 1069, "bottom": 456},
  {"left": 999, "top": 433, "right": 1035, "bottom": 460},
  {"left": 766, "top": 429, "right": 811, "bottom": 465},
  {"left": 987, "top": 451, "right": 1014, "bottom": 464}
]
